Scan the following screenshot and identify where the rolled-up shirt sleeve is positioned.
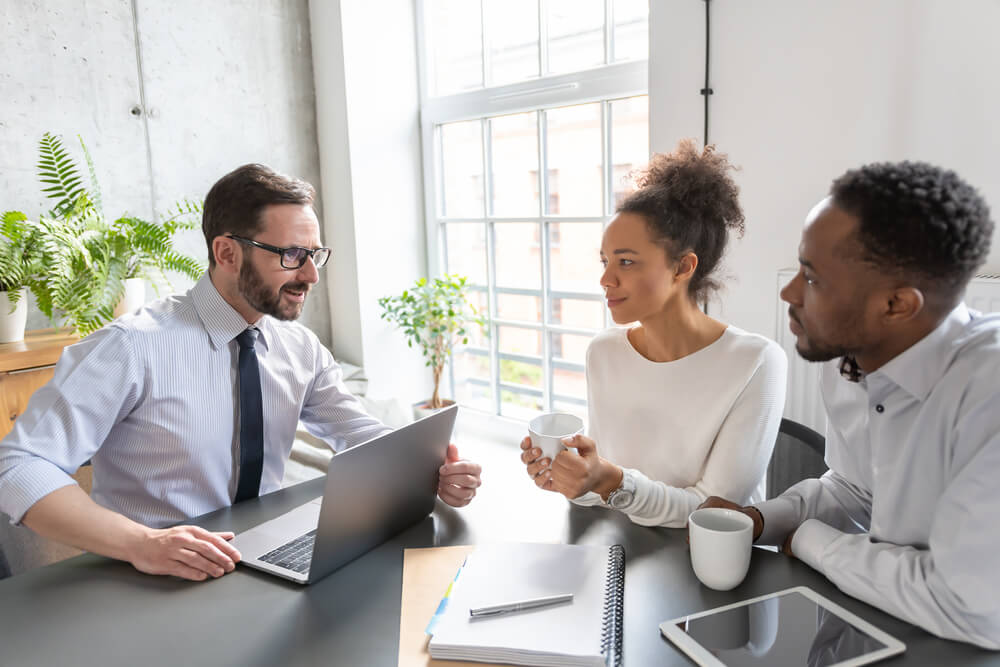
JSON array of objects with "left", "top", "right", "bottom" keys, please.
[
  {"left": 298, "top": 342, "right": 391, "bottom": 451},
  {"left": 0, "top": 325, "right": 142, "bottom": 523}
]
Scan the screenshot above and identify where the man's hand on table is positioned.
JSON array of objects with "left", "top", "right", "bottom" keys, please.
[
  {"left": 127, "top": 525, "right": 241, "bottom": 581},
  {"left": 697, "top": 496, "right": 765, "bottom": 541},
  {"left": 437, "top": 443, "right": 482, "bottom": 508}
]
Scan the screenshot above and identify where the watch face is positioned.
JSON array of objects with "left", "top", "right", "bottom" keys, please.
[{"left": 609, "top": 489, "right": 633, "bottom": 509}]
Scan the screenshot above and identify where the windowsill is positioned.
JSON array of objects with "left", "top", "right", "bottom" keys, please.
[{"left": 454, "top": 407, "right": 528, "bottom": 451}]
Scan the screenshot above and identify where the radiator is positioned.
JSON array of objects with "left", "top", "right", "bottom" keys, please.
[{"left": 775, "top": 270, "right": 1000, "bottom": 434}]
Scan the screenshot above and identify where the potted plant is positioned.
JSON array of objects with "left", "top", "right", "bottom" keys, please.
[
  {"left": 378, "top": 274, "right": 485, "bottom": 417},
  {"left": 27, "top": 133, "right": 204, "bottom": 335},
  {"left": 0, "top": 212, "right": 42, "bottom": 343}
]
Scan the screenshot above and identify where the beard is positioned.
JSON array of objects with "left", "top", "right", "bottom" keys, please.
[
  {"left": 238, "top": 255, "right": 309, "bottom": 321},
  {"left": 789, "top": 308, "right": 852, "bottom": 362}
]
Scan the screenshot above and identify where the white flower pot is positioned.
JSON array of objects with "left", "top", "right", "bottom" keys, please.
[
  {"left": 113, "top": 278, "right": 145, "bottom": 318},
  {"left": 0, "top": 289, "right": 28, "bottom": 344},
  {"left": 412, "top": 398, "right": 456, "bottom": 421}
]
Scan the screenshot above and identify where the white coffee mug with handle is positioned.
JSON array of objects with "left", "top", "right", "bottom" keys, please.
[
  {"left": 528, "top": 412, "right": 584, "bottom": 465},
  {"left": 688, "top": 507, "right": 754, "bottom": 591}
]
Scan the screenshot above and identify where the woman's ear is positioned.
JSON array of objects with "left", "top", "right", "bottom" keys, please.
[{"left": 674, "top": 251, "right": 699, "bottom": 284}]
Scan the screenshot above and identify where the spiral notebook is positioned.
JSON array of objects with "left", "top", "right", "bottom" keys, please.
[{"left": 428, "top": 543, "right": 625, "bottom": 667}]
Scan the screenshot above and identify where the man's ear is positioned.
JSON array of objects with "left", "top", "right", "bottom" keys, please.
[
  {"left": 884, "top": 286, "right": 924, "bottom": 324},
  {"left": 212, "top": 236, "right": 241, "bottom": 274}
]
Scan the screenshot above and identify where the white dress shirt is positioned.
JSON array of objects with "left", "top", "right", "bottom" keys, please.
[
  {"left": 755, "top": 303, "right": 1000, "bottom": 649},
  {"left": 573, "top": 326, "right": 787, "bottom": 527},
  {"left": 0, "top": 274, "right": 390, "bottom": 528}
]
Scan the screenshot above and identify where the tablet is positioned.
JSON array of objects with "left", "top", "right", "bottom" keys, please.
[{"left": 659, "top": 586, "right": 905, "bottom": 667}]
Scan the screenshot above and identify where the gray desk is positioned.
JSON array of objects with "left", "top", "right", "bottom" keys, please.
[{"left": 1, "top": 438, "right": 997, "bottom": 666}]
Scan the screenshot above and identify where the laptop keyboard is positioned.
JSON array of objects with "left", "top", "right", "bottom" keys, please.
[{"left": 258, "top": 529, "right": 317, "bottom": 574}]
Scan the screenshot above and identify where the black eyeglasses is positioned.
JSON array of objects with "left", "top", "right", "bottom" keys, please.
[{"left": 227, "top": 235, "right": 331, "bottom": 269}]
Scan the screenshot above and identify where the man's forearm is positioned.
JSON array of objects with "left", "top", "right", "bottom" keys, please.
[{"left": 21, "top": 485, "right": 149, "bottom": 563}]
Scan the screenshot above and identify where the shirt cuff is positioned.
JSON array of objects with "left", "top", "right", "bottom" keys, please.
[
  {"left": 754, "top": 496, "right": 802, "bottom": 546},
  {"left": 570, "top": 491, "right": 603, "bottom": 506},
  {"left": 0, "top": 457, "right": 77, "bottom": 524},
  {"left": 790, "top": 519, "right": 843, "bottom": 571}
]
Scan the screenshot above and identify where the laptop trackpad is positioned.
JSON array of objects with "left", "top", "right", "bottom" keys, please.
[{"left": 232, "top": 501, "right": 321, "bottom": 559}]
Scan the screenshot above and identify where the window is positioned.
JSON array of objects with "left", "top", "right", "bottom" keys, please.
[{"left": 418, "top": 0, "right": 649, "bottom": 421}]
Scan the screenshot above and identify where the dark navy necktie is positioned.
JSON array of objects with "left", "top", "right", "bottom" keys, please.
[{"left": 234, "top": 327, "right": 263, "bottom": 503}]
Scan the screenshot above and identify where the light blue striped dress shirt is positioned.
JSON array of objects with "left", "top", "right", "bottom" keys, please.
[
  {"left": 756, "top": 303, "right": 1000, "bottom": 648},
  {"left": 0, "top": 274, "right": 390, "bottom": 528}
]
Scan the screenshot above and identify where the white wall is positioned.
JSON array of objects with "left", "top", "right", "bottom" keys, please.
[
  {"left": 650, "top": 0, "right": 1000, "bottom": 340},
  {"left": 310, "top": 0, "right": 431, "bottom": 403},
  {"left": 1, "top": 0, "right": 332, "bottom": 344}
]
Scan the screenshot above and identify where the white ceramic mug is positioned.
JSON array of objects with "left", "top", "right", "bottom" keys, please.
[
  {"left": 528, "top": 412, "right": 584, "bottom": 465},
  {"left": 688, "top": 508, "right": 754, "bottom": 591}
]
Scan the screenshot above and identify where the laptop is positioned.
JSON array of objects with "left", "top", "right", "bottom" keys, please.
[{"left": 231, "top": 404, "right": 458, "bottom": 584}]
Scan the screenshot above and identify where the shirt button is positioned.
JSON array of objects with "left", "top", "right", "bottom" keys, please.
[{"left": 875, "top": 404, "right": 885, "bottom": 413}]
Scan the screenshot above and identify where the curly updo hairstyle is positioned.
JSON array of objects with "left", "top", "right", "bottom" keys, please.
[
  {"left": 618, "top": 139, "right": 745, "bottom": 304},
  {"left": 830, "top": 161, "right": 993, "bottom": 305}
]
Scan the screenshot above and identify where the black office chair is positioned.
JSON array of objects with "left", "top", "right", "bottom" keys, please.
[{"left": 766, "top": 418, "right": 827, "bottom": 499}]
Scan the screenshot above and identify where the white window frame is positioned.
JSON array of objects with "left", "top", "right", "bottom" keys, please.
[{"left": 416, "top": 0, "right": 648, "bottom": 420}]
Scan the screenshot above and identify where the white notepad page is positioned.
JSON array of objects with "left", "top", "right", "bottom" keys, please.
[{"left": 429, "top": 543, "right": 614, "bottom": 666}]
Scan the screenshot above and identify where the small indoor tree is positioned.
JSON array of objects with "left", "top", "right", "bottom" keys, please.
[{"left": 378, "top": 274, "right": 485, "bottom": 410}]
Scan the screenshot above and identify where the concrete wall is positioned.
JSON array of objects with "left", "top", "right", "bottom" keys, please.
[
  {"left": 1, "top": 0, "right": 331, "bottom": 345},
  {"left": 650, "top": 0, "right": 1000, "bottom": 340}
]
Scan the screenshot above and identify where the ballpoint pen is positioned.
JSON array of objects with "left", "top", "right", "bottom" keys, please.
[{"left": 469, "top": 593, "right": 574, "bottom": 618}]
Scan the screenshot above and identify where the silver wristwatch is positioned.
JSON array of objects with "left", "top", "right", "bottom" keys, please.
[{"left": 606, "top": 469, "right": 636, "bottom": 510}]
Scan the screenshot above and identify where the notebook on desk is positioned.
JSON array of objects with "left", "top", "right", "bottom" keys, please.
[{"left": 427, "top": 542, "right": 625, "bottom": 667}]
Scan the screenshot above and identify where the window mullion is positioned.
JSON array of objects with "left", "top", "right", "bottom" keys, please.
[
  {"left": 480, "top": 0, "right": 490, "bottom": 88},
  {"left": 605, "top": 0, "right": 615, "bottom": 64},
  {"left": 603, "top": 100, "right": 612, "bottom": 217},
  {"left": 538, "top": 0, "right": 548, "bottom": 77},
  {"left": 539, "top": 108, "right": 553, "bottom": 413},
  {"left": 482, "top": 117, "right": 501, "bottom": 415}
]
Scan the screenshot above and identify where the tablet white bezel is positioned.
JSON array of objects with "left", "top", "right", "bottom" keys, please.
[{"left": 659, "top": 586, "right": 906, "bottom": 667}]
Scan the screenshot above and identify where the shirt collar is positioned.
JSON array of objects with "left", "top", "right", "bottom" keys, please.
[
  {"left": 866, "top": 302, "right": 972, "bottom": 401},
  {"left": 190, "top": 273, "right": 272, "bottom": 351}
]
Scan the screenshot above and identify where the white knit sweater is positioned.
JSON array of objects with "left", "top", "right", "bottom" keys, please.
[{"left": 573, "top": 326, "right": 787, "bottom": 527}]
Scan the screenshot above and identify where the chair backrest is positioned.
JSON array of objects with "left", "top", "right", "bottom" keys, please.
[
  {"left": 0, "top": 544, "right": 10, "bottom": 579},
  {"left": 766, "top": 418, "right": 827, "bottom": 499}
]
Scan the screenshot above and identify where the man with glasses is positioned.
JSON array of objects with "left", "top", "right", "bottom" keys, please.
[{"left": 0, "top": 163, "right": 483, "bottom": 582}]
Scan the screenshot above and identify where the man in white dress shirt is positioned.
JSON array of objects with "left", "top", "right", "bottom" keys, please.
[
  {"left": 0, "top": 164, "right": 482, "bottom": 582},
  {"left": 702, "top": 160, "right": 1000, "bottom": 648}
]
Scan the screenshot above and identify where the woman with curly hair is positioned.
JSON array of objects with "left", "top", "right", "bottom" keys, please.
[{"left": 519, "top": 139, "right": 787, "bottom": 527}]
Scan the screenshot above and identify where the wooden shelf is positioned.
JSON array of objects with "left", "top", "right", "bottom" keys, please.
[{"left": 0, "top": 329, "right": 79, "bottom": 373}]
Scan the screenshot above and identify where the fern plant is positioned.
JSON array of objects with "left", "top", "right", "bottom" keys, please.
[
  {"left": 0, "top": 211, "right": 43, "bottom": 311},
  {"left": 28, "top": 133, "right": 205, "bottom": 335}
]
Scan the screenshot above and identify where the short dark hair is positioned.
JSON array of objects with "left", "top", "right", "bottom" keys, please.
[
  {"left": 202, "top": 163, "right": 316, "bottom": 267},
  {"left": 618, "top": 139, "right": 745, "bottom": 304},
  {"left": 831, "top": 161, "right": 993, "bottom": 302}
]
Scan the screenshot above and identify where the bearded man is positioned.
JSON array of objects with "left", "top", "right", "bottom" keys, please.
[
  {"left": 701, "top": 160, "right": 999, "bottom": 648},
  {"left": 0, "top": 164, "right": 482, "bottom": 581}
]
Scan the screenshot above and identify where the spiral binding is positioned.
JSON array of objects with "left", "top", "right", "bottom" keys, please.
[{"left": 600, "top": 544, "right": 626, "bottom": 667}]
